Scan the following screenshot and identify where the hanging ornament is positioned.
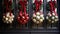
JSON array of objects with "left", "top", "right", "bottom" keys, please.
[
  {"left": 32, "top": 0, "right": 44, "bottom": 24},
  {"left": 2, "top": 0, "right": 14, "bottom": 24},
  {"left": 17, "top": 0, "right": 29, "bottom": 24},
  {"left": 46, "top": 1, "right": 57, "bottom": 11},
  {"left": 46, "top": 0, "right": 58, "bottom": 23},
  {"left": 3, "top": 12, "right": 14, "bottom": 23}
]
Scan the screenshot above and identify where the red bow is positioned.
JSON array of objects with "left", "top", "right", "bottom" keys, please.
[
  {"left": 17, "top": 0, "right": 29, "bottom": 24},
  {"left": 34, "top": 0, "right": 42, "bottom": 14},
  {"left": 49, "top": 0, "right": 57, "bottom": 15},
  {"left": 4, "top": 0, "right": 12, "bottom": 16}
]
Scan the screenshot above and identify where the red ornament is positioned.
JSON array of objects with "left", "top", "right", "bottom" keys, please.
[{"left": 17, "top": 0, "right": 29, "bottom": 24}]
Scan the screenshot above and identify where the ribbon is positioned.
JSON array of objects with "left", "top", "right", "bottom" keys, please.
[
  {"left": 35, "top": 0, "right": 39, "bottom": 12},
  {"left": 35, "top": 0, "right": 42, "bottom": 14},
  {"left": 19, "top": 0, "right": 27, "bottom": 14},
  {"left": 49, "top": 0, "right": 57, "bottom": 15},
  {"left": 18, "top": 0, "right": 29, "bottom": 24},
  {"left": 53, "top": 0, "right": 57, "bottom": 16},
  {"left": 4, "top": 0, "right": 12, "bottom": 16}
]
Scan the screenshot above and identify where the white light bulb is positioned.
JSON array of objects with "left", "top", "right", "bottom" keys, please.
[
  {"left": 52, "top": 16, "right": 55, "bottom": 20},
  {"left": 36, "top": 16, "right": 40, "bottom": 20},
  {"left": 36, "top": 12, "right": 40, "bottom": 16},
  {"left": 40, "top": 14, "right": 43, "bottom": 17},
  {"left": 55, "top": 19, "right": 58, "bottom": 21},
  {"left": 39, "top": 19, "right": 43, "bottom": 23},
  {"left": 11, "top": 19, "right": 13, "bottom": 21},
  {"left": 33, "top": 13, "right": 36, "bottom": 17},
  {"left": 36, "top": 21, "right": 40, "bottom": 24},
  {"left": 33, "top": 19, "right": 36, "bottom": 23},
  {"left": 52, "top": 21, "right": 54, "bottom": 23},
  {"left": 32, "top": 0, "right": 35, "bottom": 3},
  {"left": 49, "top": 14, "right": 52, "bottom": 16},
  {"left": 48, "top": 13, "right": 51, "bottom": 16},
  {"left": 6, "top": 12, "right": 10, "bottom": 17},
  {"left": 52, "top": 13, "right": 55, "bottom": 16},
  {"left": 42, "top": 17, "right": 44, "bottom": 20},
  {"left": 9, "top": 19, "right": 12, "bottom": 23},
  {"left": 3, "top": 16, "right": 5, "bottom": 18},
  {"left": 46, "top": 16, "right": 49, "bottom": 19},
  {"left": 6, "top": 17, "right": 8, "bottom": 21},
  {"left": 55, "top": 16, "right": 58, "bottom": 18}
]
